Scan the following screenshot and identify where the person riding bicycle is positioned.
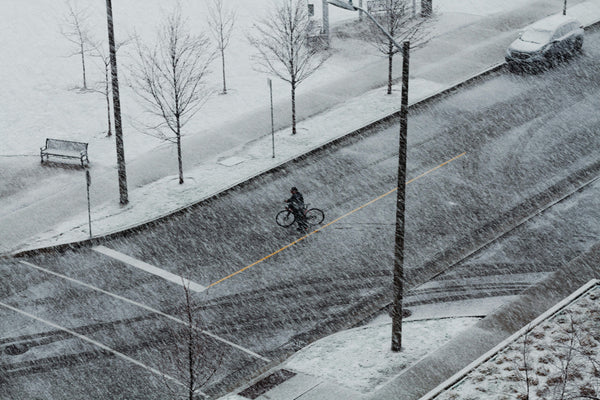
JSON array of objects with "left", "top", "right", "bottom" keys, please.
[{"left": 285, "top": 187, "right": 307, "bottom": 231}]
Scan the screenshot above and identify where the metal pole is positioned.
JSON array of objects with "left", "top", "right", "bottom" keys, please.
[
  {"left": 322, "top": 0, "right": 330, "bottom": 41},
  {"left": 105, "top": 0, "right": 128, "bottom": 205},
  {"left": 86, "top": 170, "right": 92, "bottom": 238},
  {"left": 269, "top": 78, "right": 275, "bottom": 158},
  {"left": 329, "top": 0, "right": 407, "bottom": 352},
  {"left": 359, "top": 0, "right": 363, "bottom": 21},
  {"left": 391, "top": 41, "right": 409, "bottom": 352}
]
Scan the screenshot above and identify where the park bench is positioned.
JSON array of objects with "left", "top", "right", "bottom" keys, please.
[{"left": 40, "top": 138, "right": 89, "bottom": 167}]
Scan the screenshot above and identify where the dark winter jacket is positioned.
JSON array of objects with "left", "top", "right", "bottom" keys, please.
[{"left": 286, "top": 191, "right": 305, "bottom": 212}]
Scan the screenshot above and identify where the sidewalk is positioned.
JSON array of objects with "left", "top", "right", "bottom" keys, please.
[
  {"left": 220, "top": 244, "right": 600, "bottom": 400},
  {"left": 3, "top": 0, "right": 600, "bottom": 399},
  {"left": 5, "top": 0, "right": 598, "bottom": 256}
]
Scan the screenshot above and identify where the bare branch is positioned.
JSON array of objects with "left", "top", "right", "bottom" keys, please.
[
  {"left": 248, "top": 0, "right": 330, "bottom": 134},
  {"left": 207, "top": 0, "right": 236, "bottom": 94},
  {"left": 360, "top": 0, "right": 436, "bottom": 93},
  {"left": 60, "top": 0, "right": 95, "bottom": 89},
  {"left": 130, "top": 7, "right": 215, "bottom": 184}
]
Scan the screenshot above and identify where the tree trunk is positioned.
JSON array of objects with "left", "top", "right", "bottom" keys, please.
[
  {"left": 105, "top": 65, "right": 112, "bottom": 136},
  {"left": 291, "top": 79, "right": 297, "bottom": 135},
  {"left": 221, "top": 48, "right": 227, "bottom": 94},
  {"left": 177, "top": 117, "right": 184, "bottom": 184},
  {"left": 80, "top": 42, "right": 87, "bottom": 89},
  {"left": 186, "top": 289, "right": 195, "bottom": 400},
  {"left": 387, "top": 41, "right": 394, "bottom": 95}
]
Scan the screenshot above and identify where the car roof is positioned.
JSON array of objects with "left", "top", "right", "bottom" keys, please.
[{"left": 527, "top": 14, "right": 580, "bottom": 31}]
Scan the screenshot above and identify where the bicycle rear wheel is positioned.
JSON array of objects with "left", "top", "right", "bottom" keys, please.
[
  {"left": 276, "top": 210, "right": 295, "bottom": 227},
  {"left": 305, "top": 208, "right": 325, "bottom": 226}
]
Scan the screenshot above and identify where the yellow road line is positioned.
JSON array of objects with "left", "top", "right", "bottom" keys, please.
[{"left": 207, "top": 152, "right": 466, "bottom": 288}]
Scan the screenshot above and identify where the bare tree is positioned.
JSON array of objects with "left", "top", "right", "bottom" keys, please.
[
  {"left": 90, "top": 39, "right": 129, "bottom": 137},
  {"left": 61, "top": 0, "right": 94, "bottom": 89},
  {"left": 514, "top": 329, "right": 535, "bottom": 400},
  {"left": 159, "top": 282, "right": 220, "bottom": 400},
  {"left": 207, "top": 0, "right": 236, "bottom": 94},
  {"left": 363, "top": 0, "right": 433, "bottom": 94},
  {"left": 249, "top": 0, "right": 329, "bottom": 135},
  {"left": 131, "top": 9, "right": 214, "bottom": 184}
]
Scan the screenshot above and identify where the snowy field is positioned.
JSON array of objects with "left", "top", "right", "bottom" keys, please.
[
  {"left": 2, "top": 0, "right": 548, "bottom": 253},
  {"left": 1, "top": 0, "right": 368, "bottom": 164},
  {"left": 1, "top": 0, "right": 528, "bottom": 165}
]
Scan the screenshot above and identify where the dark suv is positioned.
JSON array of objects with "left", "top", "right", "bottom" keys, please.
[{"left": 505, "top": 15, "right": 583, "bottom": 71}]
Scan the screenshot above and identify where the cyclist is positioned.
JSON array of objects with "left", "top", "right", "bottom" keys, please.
[{"left": 285, "top": 187, "right": 307, "bottom": 231}]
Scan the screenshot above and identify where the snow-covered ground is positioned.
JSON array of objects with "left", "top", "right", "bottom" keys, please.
[
  {"left": 426, "top": 281, "right": 600, "bottom": 400},
  {"left": 1, "top": 0, "right": 546, "bottom": 253},
  {"left": 217, "top": 283, "right": 600, "bottom": 400},
  {"left": 218, "top": 296, "right": 516, "bottom": 399},
  {"left": 1, "top": 0, "right": 389, "bottom": 164},
  {"left": 3, "top": 1, "right": 600, "bottom": 399}
]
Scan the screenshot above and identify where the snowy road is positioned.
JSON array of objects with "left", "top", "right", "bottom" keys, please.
[{"left": 3, "top": 27, "right": 600, "bottom": 398}]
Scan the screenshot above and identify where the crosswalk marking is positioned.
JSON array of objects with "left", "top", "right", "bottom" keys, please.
[
  {"left": 93, "top": 245, "right": 206, "bottom": 293},
  {"left": 0, "top": 300, "right": 196, "bottom": 394},
  {"left": 19, "top": 260, "right": 270, "bottom": 362}
]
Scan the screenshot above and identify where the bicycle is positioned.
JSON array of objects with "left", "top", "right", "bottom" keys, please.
[{"left": 276, "top": 204, "right": 325, "bottom": 230}]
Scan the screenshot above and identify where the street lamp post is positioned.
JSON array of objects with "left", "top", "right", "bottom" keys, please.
[
  {"left": 328, "top": 0, "right": 409, "bottom": 352},
  {"left": 105, "top": 0, "right": 128, "bottom": 206}
]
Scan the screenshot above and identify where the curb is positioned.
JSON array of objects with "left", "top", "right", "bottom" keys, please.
[
  {"left": 7, "top": 63, "right": 506, "bottom": 259},
  {"left": 11, "top": 18, "right": 600, "bottom": 259},
  {"left": 369, "top": 240, "right": 600, "bottom": 400}
]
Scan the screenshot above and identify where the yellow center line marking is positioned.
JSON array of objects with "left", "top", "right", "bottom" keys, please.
[{"left": 207, "top": 152, "right": 466, "bottom": 288}]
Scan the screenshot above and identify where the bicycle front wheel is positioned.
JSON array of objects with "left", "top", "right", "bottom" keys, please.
[
  {"left": 305, "top": 208, "right": 325, "bottom": 226},
  {"left": 276, "top": 210, "right": 295, "bottom": 227}
]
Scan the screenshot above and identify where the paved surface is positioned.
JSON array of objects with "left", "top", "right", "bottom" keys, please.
[
  {"left": 211, "top": 2, "right": 600, "bottom": 400},
  {"left": 3, "top": 0, "right": 600, "bottom": 399},
  {"left": 223, "top": 246, "right": 600, "bottom": 400},
  {"left": 1, "top": 0, "right": 594, "bottom": 255}
]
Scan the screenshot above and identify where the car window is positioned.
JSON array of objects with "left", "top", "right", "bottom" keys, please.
[{"left": 521, "top": 29, "right": 553, "bottom": 43}]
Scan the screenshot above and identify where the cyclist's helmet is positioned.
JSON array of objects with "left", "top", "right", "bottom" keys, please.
[{"left": 291, "top": 186, "right": 298, "bottom": 192}]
